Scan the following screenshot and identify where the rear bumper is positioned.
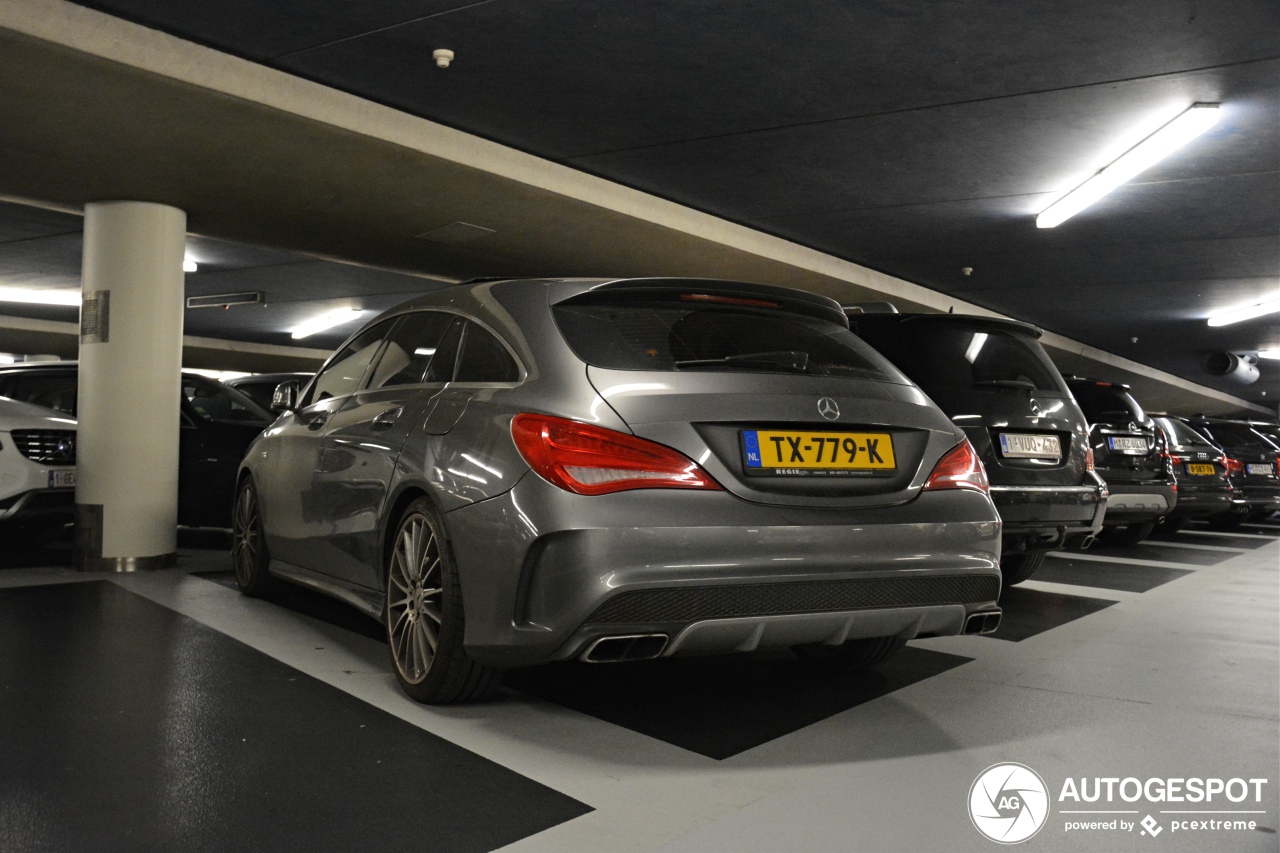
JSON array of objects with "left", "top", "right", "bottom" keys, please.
[
  {"left": 444, "top": 475, "right": 1002, "bottom": 667},
  {"left": 990, "top": 479, "right": 1106, "bottom": 548},
  {"left": 1166, "top": 481, "right": 1235, "bottom": 519},
  {"left": 1235, "top": 480, "right": 1280, "bottom": 511},
  {"left": 1102, "top": 479, "right": 1177, "bottom": 525}
]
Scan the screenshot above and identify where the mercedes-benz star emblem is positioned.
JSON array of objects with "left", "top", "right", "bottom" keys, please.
[
  {"left": 1029, "top": 397, "right": 1042, "bottom": 417},
  {"left": 817, "top": 397, "right": 840, "bottom": 421}
]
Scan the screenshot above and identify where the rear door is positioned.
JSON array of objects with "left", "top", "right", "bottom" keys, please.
[
  {"left": 305, "top": 311, "right": 460, "bottom": 587},
  {"left": 552, "top": 285, "right": 961, "bottom": 508}
]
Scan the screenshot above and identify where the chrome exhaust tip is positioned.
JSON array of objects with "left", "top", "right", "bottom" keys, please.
[
  {"left": 1078, "top": 534, "right": 1096, "bottom": 551},
  {"left": 580, "top": 634, "right": 669, "bottom": 663},
  {"left": 963, "top": 610, "right": 1002, "bottom": 635}
]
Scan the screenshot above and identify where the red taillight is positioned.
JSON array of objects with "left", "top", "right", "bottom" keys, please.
[
  {"left": 922, "top": 439, "right": 989, "bottom": 493},
  {"left": 1224, "top": 457, "right": 1244, "bottom": 475},
  {"left": 1166, "top": 452, "right": 1182, "bottom": 465},
  {"left": 511, "top": 414, "right": 723, "bottom": 496},
  {"left": 1085, "top": 445, "right": 1095, "bottom": 472}
]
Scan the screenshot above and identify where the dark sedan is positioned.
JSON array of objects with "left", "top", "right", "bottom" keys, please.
[
  {"left": 1150, "top": 416, "right": 1236, "bottom": 533},
  {"left": 0, "top": 363, "right": 272, "bottom": 528},
  {"left": 1184, "top": 417, "right": 1280, "bottom": 526}
]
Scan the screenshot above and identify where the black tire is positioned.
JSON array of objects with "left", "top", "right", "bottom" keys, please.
[
  {"left": 231, "top": 477, "right": 282, "bottom": 598},
  {"left": 385, "top": 498, "right": 501, "bottom": 704},
  {"left": 791, "top": 635, "right": 906, "bottom": 670},
  {"left": 1101, "top": 521, "right": 1156, "bottom": 546},
  {"left": 1000, "top": 551, "right": 1046, "bottom": 587}
]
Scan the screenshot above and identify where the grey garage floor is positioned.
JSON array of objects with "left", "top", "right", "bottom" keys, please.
[{"left": 1, "top": 520, "right": 1276, "bottom": 852}]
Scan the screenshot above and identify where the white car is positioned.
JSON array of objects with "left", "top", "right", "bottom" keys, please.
[{"left": 0, "top": 396, "right": 77, "bottom": 530}]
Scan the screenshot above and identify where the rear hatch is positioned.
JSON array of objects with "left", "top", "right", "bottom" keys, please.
[
  {"left": 1154, "top": 417, "right": 1229, "bottom": 485},
  {"left": 551, "top": 281, "right": 963, "bottom": 508},
  {"left": 849, "top": 315, "right": 1087, "bottom": 488},
  {"left": 1067, "top": 381, "right": 1166, "bottom": 484},
  {"left": 1194, "top": 421, "right": 1280, "bottom": 484}
]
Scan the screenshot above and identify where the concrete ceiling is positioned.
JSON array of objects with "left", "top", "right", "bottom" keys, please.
[{"left": 0, "top": 0, "right": 1274, "bottom": 414}]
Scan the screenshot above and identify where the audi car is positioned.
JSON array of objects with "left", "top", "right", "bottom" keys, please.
[
  {"left": 1150, "top": 416, "right": 1235, "bottom": 533},
  {"left": 233, "top": 278, "right": 1003, "bottom": 704},
  {"left": 1183, "top": 416, "right": 1280, "bottom": 527},
  {"left": 849, "top": 312, "right": 1105, "bottom": 586}
]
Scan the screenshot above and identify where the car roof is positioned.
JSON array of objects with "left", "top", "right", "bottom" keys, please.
[{"left": 847, "top": 311, "right": 1044, "bottom": 339}]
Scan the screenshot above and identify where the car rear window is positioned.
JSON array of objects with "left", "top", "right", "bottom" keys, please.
[
  {"left": 850, "top": 321, "right": 1066, "bottom": 413},
  {"left": 553, "top": 290, "right": 901, "bottom": 382},
  {"left": 1156, "top": 417, "right": 1213, "bottom": 447},
  {"left": 182, "top": 378, "right": 272, "bottom": 425},
  {"left": 1197, "top": 423, "right": 1278, "bottom": 451},
  {"left": 1068, "top": 383, "right": 1146, "bottom": 425}
]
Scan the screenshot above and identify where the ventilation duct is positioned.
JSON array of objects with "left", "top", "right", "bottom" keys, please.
[{"left": 1201, "top": 352, "right": 1259, "bottom": 385}]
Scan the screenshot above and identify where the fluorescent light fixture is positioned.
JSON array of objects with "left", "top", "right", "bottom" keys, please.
[
  {"left": 0, "top": 286, "right": 81, "bottom": 306},
  {"left": 1207, "top": 295, "right": 1280, "bottom": 327},
  {"left": 183, "top": 368, "right": 252, "bottom": 382},
  {"left": 1037, "top": 103, "right": 1220, "bottom": 228},
  {"left": 1257, "top": 350, "right": 1280, "bottom": 360},
  {"left": 290, "top": 307, "right": 364, "bottom": 339},
  {"left": 0, "top": 354, "right": 14, "bottom": 364},
  {"left": 964, "top": 332, "right": 988, "bottom": 363},
  {"left": 414, "top": 348, "right": 437, "bottom": 357},
  {"left": 183, "top": 257, "right": 198, "bottom": 273}
]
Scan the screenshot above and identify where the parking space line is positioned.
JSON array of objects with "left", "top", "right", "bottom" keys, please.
[
  {"left": 1178, "top": 529, "right": 1278, "bottom": 542},
  {"left": 1044, "top": 551, "right": 1202, "bottom": 571},
  {"left": 1140, "top": 540, "right": 1247, "bottom": 554}
]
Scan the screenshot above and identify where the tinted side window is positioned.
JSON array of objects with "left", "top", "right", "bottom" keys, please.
[
  {"left": 305, "top": 319, "right": 395, "bottom": 406},
  {"left": 1200, "top": 425, "right": 1275, "bottom": 450},
  {"left": 455, "top": 322, "right": 520, "bottom": 383},
  {"left": 367, "top": 312, "right": 457, "bottom": 389},
  {"left": 424, "top": 319, "right": 464, "bottom": 383},
  {"left": 182, "top": 378, "right": 271, "bottom": 424}
]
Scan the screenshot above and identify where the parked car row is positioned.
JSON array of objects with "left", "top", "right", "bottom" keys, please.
[{"left": 2, "top": 277, "right": 1272, "bottom": 708}]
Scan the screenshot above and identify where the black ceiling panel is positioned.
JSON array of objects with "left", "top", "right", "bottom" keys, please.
[{"left": 27, "top": 0, "right": 1280, "bottom": 407}]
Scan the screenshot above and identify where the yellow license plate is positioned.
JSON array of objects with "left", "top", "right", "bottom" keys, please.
[
  {"left": 743, "top": 430, "right": 895, "bottom": 476},
  {"left": 1186, "top": 463, "right": 1216, "bottom": 475}
]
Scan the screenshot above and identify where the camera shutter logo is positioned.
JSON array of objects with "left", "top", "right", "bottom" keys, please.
[{"left": 969, "top": 763, "right": 1051, "bottom": 844}]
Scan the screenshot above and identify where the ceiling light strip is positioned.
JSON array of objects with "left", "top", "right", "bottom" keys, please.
[
  {"left": 1207, "top": 295, "right": 1280, "bottom": 327},
  {"left": 1036, "top": 104, "right": 1220, "bottom": 229},
  {"left": 290, "top": 307, "right": 365, "bottom": 339}
]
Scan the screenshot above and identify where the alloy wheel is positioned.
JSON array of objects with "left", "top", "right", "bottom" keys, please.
[
  {"left": 387, "top": 514, "right": 444, "bottom": 685},
  {"left": 232, "top": 483, "right": 261, "bottom": 587}
]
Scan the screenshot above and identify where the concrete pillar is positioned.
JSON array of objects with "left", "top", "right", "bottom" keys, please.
[{"left": 75, "top": 202, "right": 186, "bottom": 572}]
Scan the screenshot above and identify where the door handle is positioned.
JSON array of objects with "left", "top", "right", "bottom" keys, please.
[
  {"left": 306, "top": 414, "right": 329, "bottom": 431},
  {"left": 371, "top": 407, "right": 404, "bottom": 431}
]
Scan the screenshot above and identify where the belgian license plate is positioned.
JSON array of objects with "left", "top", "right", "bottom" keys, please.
[
  {"left": 1246, "top": 463, "right": 1274, "bottom": 476},
  {"left": 1185, "top": 463, "right": 1216, "bottom": 476},
  {"left": 999, "top": 433, "right": 1061, "bottom": 459},
  {"left": 48, "top": 470, "right": 75, "bottom": 489},
  {"left": 1108, "top": 436, "right": 1148, "bottom": 454},
  {"left": 742, "top": 430, "right": 895, "bottom": 476}
]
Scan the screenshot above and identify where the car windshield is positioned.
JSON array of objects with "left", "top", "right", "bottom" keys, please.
[
  {"left": 1156, "top": 417, "right": 1214, "bottom": 447},
  {"left": 554, "top": 290, "right": 902, "bottom": 382},
  {"left": 182, "top": 378, "right": 272, "bottom": 424}
]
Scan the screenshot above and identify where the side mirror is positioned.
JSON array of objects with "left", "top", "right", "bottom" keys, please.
[{"left": 271, "top": 379, "right": 301, "bottom": 413}]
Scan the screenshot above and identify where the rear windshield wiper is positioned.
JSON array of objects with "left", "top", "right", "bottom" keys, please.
[
  {"left": 973, "top": 379, "right": 1037, "bottom": 393},
  {"left": 675, "top": 350, "right": 811, "bottom": 373}
]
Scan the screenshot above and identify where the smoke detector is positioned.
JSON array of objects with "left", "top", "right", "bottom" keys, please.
[{"left": 432, "top": 49, "right": 454, "bottom": 69}]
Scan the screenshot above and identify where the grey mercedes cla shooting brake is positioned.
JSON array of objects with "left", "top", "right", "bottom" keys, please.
[{"left": 234, "top": 278, "right": 1002, "bottom": 704}]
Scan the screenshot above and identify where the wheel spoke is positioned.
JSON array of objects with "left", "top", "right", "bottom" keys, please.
[
  {"left": 414, "top": 619, "right": 433, "bottom": 668},
  {"left": 421, "top": 618, "right": 439, "bottom": 652}
]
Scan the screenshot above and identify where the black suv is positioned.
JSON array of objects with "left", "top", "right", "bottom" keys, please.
[
  {"left": 1150, "top": 416, "right": 1236, "bottom": 533},
  {"left": 1065, "top": 378, "right": 1177, "bottom": 544},
  {"left": 850, "top": 313, "right": 1105, "bottom": 585},
  {"left": 1183, "top": 417, "right": 1280, "bottom": 527},
  {"left": 0, "top": 363, "right": 272, "bottom": 528}
]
